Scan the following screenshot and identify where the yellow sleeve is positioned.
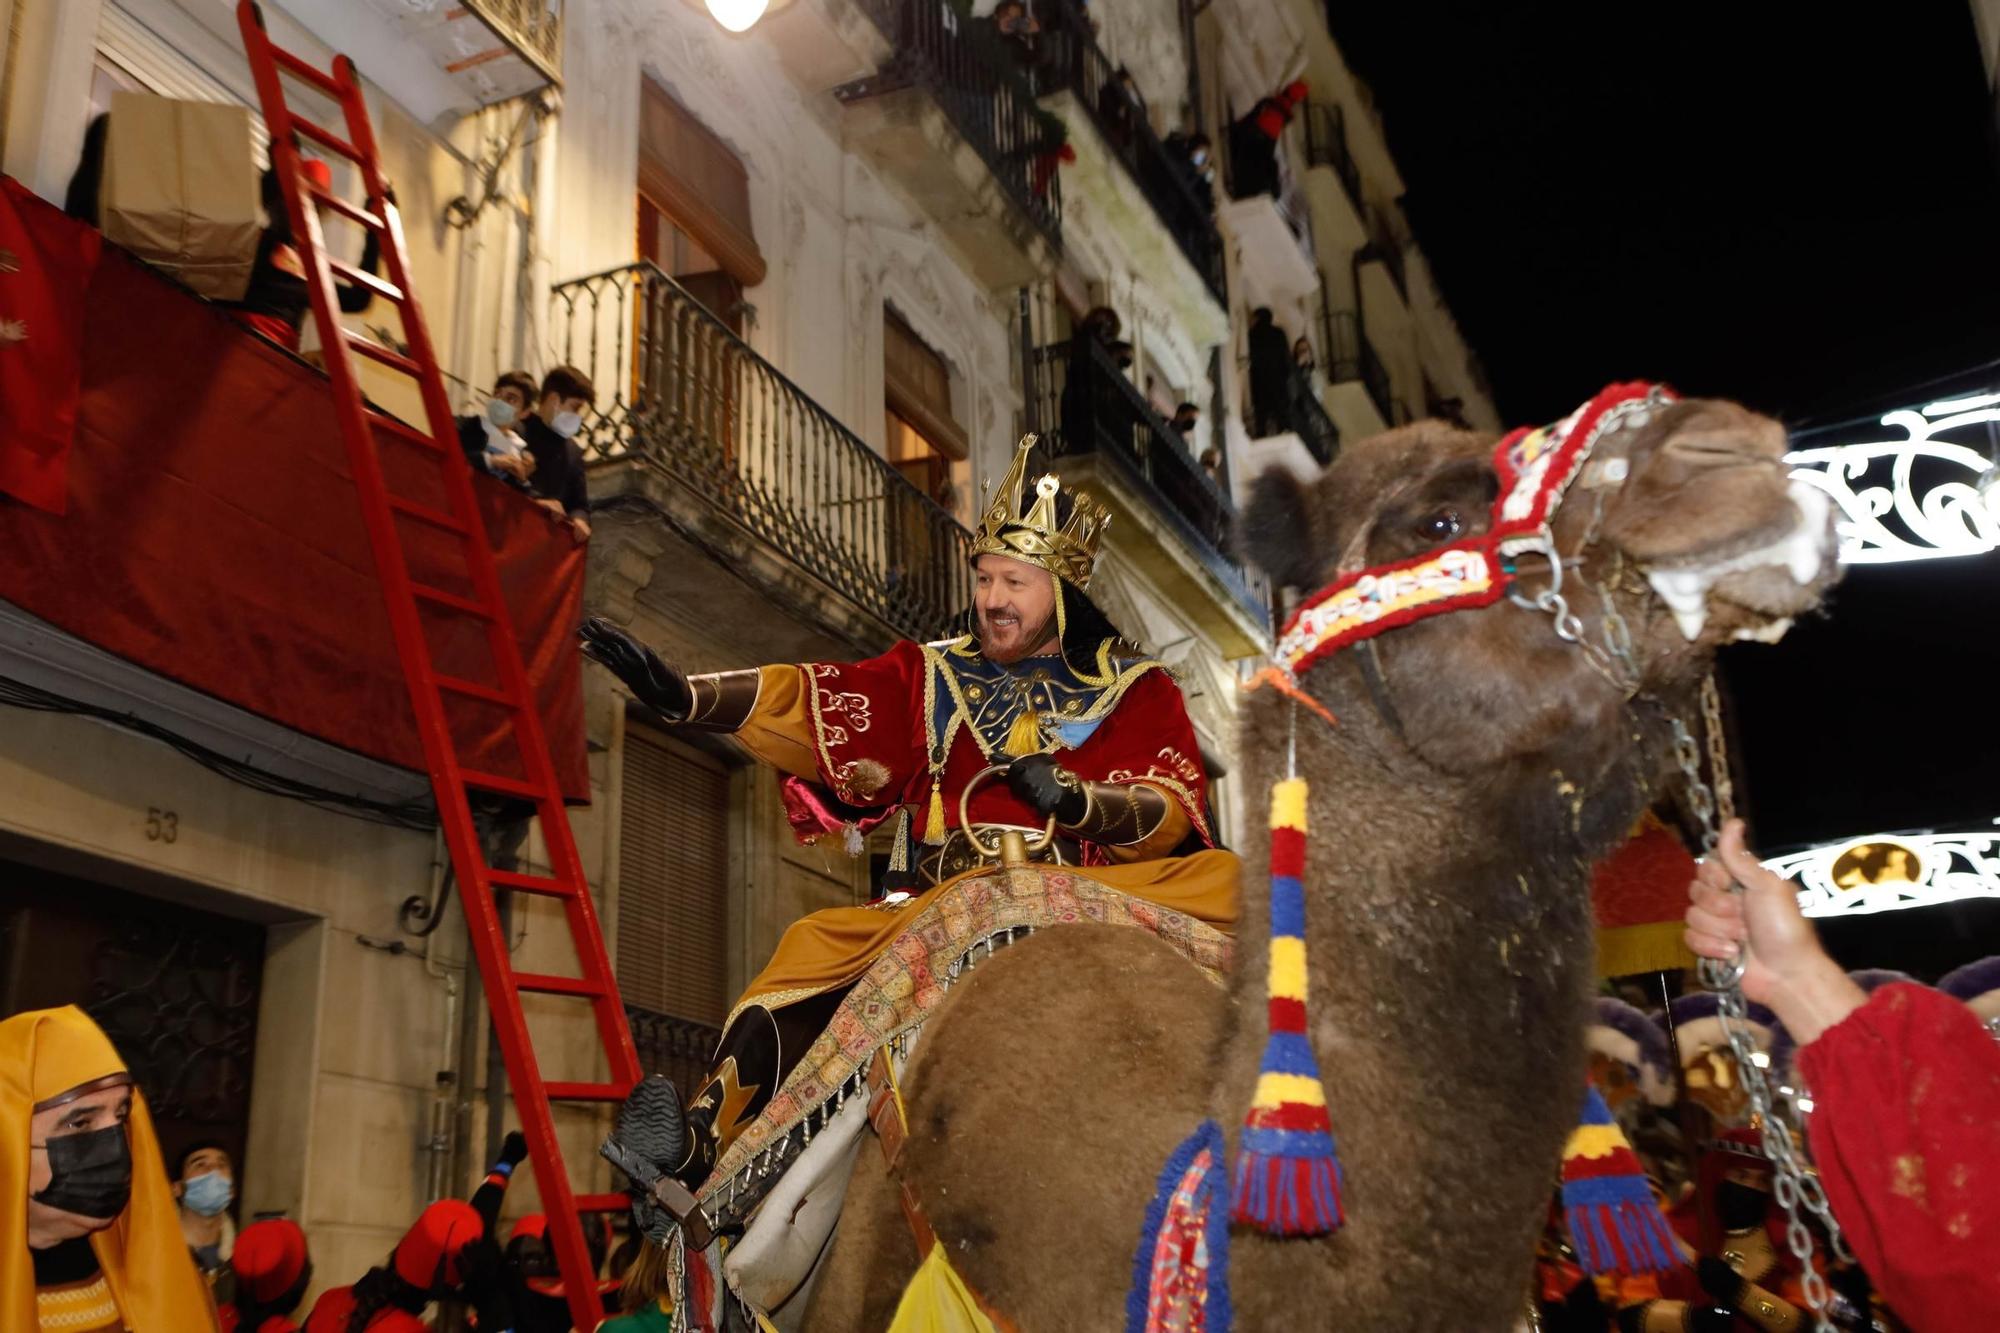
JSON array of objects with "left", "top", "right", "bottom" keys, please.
[{"left": 732, "top": 664, "right": 821, "bottom": 780}]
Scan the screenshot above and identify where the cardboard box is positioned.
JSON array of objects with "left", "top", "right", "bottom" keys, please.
[{"left": 101, "top": 92, "right": 260, "bottom": 301}]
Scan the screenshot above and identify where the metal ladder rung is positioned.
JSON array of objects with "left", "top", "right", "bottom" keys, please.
[
  {"left": 328, "top": 255, "right": 404, "bottom": 304},
  {"left": 411, "top": 582, "right": 494, "bottom": 620},
  {"left": 270, "top": 45, "right": 341, "bottom": 97},
  {"left": 347, "top": 332, "right": 423, "bottom": 377},
  {"left": 307, "top": 183, "right": 385, "bottom": 232},
  {"left": 387, "top": 495, "right": 468, "bottom": 536},
  {"left": 515, "top": 972, "right": 605, "bottom": 998},
  {"left": 461, "top": 768, "right": 541, "bottom": 801},
  {"left": 486, "top": 869, "right": 574, "bottom": 898},
  {"left": 293, "top": 116, "right": 363, "bottom": 163},
  {"left": 369, "top": 413, "right": 444, "bottom": 454},
  {"left": 435, "top": 673, "right": 516, "bottom": 708}
]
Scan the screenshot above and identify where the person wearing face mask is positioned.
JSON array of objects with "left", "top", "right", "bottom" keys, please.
[
  {"left": 174, "top": 1141, "right": 237, "bottom": 1299},
  {"left": 517, "top": 365, "right": 595, "bottom": 542},
  {"left": 1160, "top": 130, "right": 1216, "bottom": 210},
  {"left": 455, "top": 371, "right": 539, "bottom": 490},
  {"left": 1, "top": 1004, "right": 217, "bottom": 1331}
]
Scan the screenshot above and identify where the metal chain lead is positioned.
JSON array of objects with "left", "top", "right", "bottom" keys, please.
[{"left": 1683, "top": 674, "right": 1849, "bottom": 1332}]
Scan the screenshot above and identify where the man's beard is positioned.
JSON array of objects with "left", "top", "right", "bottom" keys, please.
[{"left": 977, "top": 606, "right": 1058, "bottom": 664}]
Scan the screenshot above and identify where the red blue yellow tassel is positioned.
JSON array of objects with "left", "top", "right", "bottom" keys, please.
[
  {"left": 1231, "top": 778, "right": 1344, "bottom": 1236},
  {"left": 1560, "top": 1085, "right": 1679, "bottom": 1275}
]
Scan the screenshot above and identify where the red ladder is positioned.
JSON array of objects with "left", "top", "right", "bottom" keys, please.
[{"left": 236, "top": 6, "right": 638, "bottom": 1327}]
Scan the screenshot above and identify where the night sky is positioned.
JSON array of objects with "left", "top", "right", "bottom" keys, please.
[
  {"left": 1324, "top": 3, "right": 2000, "bottom": 973},
  {"left": 1326, "top": 1, "right": 2000, "bottom": 427}
]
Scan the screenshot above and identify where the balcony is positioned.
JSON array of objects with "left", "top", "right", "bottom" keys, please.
[
  {"left": 1216, "top": 188, "right": 1319, "bottom": 312},
  {"left": 1357, "top": 203, "right": 1411, "bottom": 335},
  {"left": 1241, "top": 360, "right": 1340, "bottom": 486},
  {"left": 626, "top": 1005, "right": 722, "bottom": 1101},
  {"left": 320, "top": 0, "right": 563, "bottom": 108},
  {"left": 834, "top": 0, "right": 1061, "bottom": 287},
  {"left": 552, "top": 263, "right": 972, "bottom": 646},
  {"left": 1032, "top": 0, "right": 1226, "bottom": 308},
  {"left": 1030, "top": 337, "right": 1270, "bottom": 654},
  {"left": 1319, "top": 306, "right": 1393, "bottom": 440},
  {"left": 1301, "top": 102, "right": 1366, "bottom": 255}
]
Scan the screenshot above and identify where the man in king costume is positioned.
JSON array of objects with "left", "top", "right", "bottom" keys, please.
[{"left": 580, "top": 438, "right": 1238, "bottom": 1192}]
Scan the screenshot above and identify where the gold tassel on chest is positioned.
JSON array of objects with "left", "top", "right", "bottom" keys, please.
[{"left": 1003, "top": 701, "right": 1044, "bottom": 757}]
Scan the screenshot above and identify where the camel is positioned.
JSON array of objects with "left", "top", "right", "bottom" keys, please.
[{"left": 803, "top": 393, "right": 1838, "bottom": 1330}]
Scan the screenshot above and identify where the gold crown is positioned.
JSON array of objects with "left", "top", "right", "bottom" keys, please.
[{"left": 970, "top": 435, "right": 1109, "bottom": 589}]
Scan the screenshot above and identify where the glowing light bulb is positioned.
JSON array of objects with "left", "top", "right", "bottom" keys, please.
[
  {"left": 705, "top": 0, "right": 769, "bottom": 31},
  {"left": 1750, "top": 1051, "right": 1770, "bottom": 1068},
  {"left": 1796, "top": 1096, "right": 1815, "bottom": 1114}
]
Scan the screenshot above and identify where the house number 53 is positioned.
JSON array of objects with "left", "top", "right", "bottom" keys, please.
[{"left": 145, "top": 808, "right": 179, "bottom": 843}]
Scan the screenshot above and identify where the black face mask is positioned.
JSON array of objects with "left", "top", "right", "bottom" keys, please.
[
  {"left": 34, "top": 1123, "right": 133, "bottom": 1219},
  {"left": 1716, "top": 1178, "right": 1768, "bottom": 1231}
]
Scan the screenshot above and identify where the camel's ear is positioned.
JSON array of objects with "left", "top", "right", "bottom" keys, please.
[{"left": 1237, "top": 467, "right": 1322, "bottom": 590}]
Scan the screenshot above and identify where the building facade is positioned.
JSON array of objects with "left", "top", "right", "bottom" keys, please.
[{"left": 0, "top": 0, "right": 1493, "bottom": 1312}]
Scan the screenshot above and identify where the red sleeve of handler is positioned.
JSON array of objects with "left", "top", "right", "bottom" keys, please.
[{"left": 1796, "top": 982, "right": 2000, "bottom": 1333}]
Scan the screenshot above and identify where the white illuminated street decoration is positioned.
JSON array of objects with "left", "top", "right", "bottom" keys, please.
[
  {"left": 1762, "top": 827, "right": 2000, "bottom": 918},
  {"left": 1786, "top": 394, "right": 2000, "bottom": 564}
]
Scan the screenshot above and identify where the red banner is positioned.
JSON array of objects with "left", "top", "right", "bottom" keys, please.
[
  {"left": 0, "top": 243, "right": 589, "bottom": 799},
  {"left": 0, "top": 177, "right": 103, "bottom": 515}
]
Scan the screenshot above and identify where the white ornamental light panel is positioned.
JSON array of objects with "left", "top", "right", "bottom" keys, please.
[
  {"left": 1786, "top": 392, "right": 2000, "bottom": 564},
  {"left": 1763, "top": 827, "right": 2000, "bottom": 918}
]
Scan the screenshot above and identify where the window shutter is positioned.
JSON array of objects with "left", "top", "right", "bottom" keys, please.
[
  {"left": 884, "top": 308, "right": 968, "bottom": 461},
  {"left": 617, "top": 730, "right": 731, "bottom": 1026},
  {"left": 638, "top": 79, "right": 766, "bottom": 288}
]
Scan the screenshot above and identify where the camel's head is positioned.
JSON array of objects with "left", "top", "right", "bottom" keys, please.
[{"left": 1243, "top": 388, "right": 1838, "bottom": 779}]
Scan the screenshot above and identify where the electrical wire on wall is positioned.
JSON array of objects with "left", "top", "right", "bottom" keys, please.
[{"left": 0, "top": 672, "right": 437, "bottom": 830}]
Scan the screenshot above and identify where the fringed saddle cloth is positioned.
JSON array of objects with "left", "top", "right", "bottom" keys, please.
[{"left": 695, "top": 865, "right": 1234, "bottom": 1234}]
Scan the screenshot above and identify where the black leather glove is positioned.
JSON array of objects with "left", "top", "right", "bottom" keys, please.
[
  {"left": 1005, "top": 753, "right": 1087, "bottom": 824},
  {"left": 498, "top": 1130, "right": 529, "bottom": 1169},
  {"left": 578, "top": 616, "right": 692, "bottom": 719},
  {"left": 457, "top": 1234, "right": 515, "bottom": 1331},
  {"left": 1696, "top": 1257, "right": 1745, "bottom": 1308}
]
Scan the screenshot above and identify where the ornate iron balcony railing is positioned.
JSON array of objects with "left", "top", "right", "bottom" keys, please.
[
  {"left": 1321, "top": 305, "right": 1394, "bottom": 427},
  {"left": 624, "top": 1004, "right": 723, "bottom": 1098},
  {"left": 1274, "top": 364, "right": 1340, "bottom": 467},
  {"left": 461, "top": 0, "right": 562, "bottom": 86},
  {"left": 552, "top": 263, "right": 974, "bottom": 643},
  {"left": 1360, "top": 204, "right": 1408, "bottom": 298},
  {"left": 841, "top": 0, "right": 1063, "bottom": 250},
  {"left": 1031, "top": 336, "right": 1269, "bottom": 627},
  {"left": 1033, "top": 0, "right": 1225, "bottom": 303},
  {"left": 1302, "top": 102, "right": 1363, "bottom": 212}
]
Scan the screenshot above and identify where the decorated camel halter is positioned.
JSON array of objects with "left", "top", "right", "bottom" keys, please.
[
  {"left": 1229, "top": 383, "right": 1684, "bottom": 1262},
  {"left": 1272, "top": 381, "right": 1674, "bottom": 681}
]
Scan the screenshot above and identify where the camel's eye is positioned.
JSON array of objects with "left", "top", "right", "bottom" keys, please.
[{"left": 1417, "top": 508, "right": 1464, "bottom": 542}]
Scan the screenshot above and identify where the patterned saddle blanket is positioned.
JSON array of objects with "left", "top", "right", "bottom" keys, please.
[{"left": 692, "top": 863, "right": 1234, "bottom": 1253}]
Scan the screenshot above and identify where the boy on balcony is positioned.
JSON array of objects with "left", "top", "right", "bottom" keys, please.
[
  {"left": 519, "top": 365, "right": 595, "bottom": 542},
  {"left": 455, "top": 370, "right": 538, "bottom": 490}
]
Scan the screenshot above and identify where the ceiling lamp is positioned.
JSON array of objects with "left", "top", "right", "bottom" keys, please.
[{"left": 705, "top": 0, "right": 771, "bottom": 32}]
